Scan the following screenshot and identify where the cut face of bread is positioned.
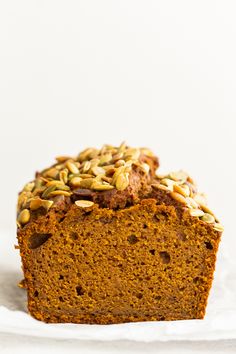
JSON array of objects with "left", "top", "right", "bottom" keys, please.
[{"left": 18, "top": 199, "right": 221, "bottom": 324}]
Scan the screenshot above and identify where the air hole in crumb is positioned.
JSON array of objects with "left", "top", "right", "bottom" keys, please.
[
  {"left": 136, "top": 293, "right": 143, "bottom": 299},
  {"left": 177, "top": 231, "right": 187, "bottom": 241},
  {"left": 149, "top": 249, "right": 155, "bottom": 255},
  {"left": 59, "top": 275, "right": 64, "bottom": 280},
  {"left": 143, "top": 224, "right": 148, "bottom": 229},
  {"left": 155, "top": 295, "right": 161, "bottom": 300},
  {"left": 59, "top": 296, "right": 64, "bottom": 302},
  {"left": 76, "top": 286, "right": 84, "bottom": 296},
  {"left": 155, "top": 211, "right": 169, "bottom": 221},
  {"left": 69, "top": 253, "right": 76, "bottom": 260},
  {"left": 70, "top": 232, "right": 78, "bottom": 240},
  {"left": 205, "top": 241, "right": 213, "bottom": 250},
  {"left": 127, "top": 235, "right": 138, "bottom": 244},
  {"left": 159, "top": 251, "right": 171, "bottom": 264},
  {"left": 28, "top": 233, "right": 52, "bottom": 249},
  {"left": 34, "top": 290, "right": 39, "bottom": 297},
  {"left": 160, "top": 316, "right": 165, "bottom": 321},
  {"left": 59, "top": 216, "right": 66, "bottom": 223}
]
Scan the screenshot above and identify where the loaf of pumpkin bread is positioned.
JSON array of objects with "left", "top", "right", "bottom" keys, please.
[{"left": 17, "top": 143, "right": 223, "bottom": 324}]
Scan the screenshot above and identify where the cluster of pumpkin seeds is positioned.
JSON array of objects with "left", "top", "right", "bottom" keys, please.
[
  {"left": 17, "top": 142, "right": 154, "bottom": 227},
  {"left": 153, "top": 170, "right": 224, "bottom": 232}
]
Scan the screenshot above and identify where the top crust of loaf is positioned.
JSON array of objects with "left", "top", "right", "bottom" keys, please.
[{"left": 16, "top": 143, "right": 223, "bottom": 233}]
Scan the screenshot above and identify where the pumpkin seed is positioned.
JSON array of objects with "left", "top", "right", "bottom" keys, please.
[
  {"left": 42, "top": 185, "right": 57, "bottom": 198},
  {"left": 70, "top": 177, "right": 82, "bottom": 187},
  {"left": 49, "top": 190, "right": 72, "bottom": 197},
  {"left": 99, "top": 153, "right": 112, "bottom": 165},
  {"left": 79, "top": 178, "right": 94, "bottom": 189},
  {"left": 116, "top": 172, "right": 129, "bottom": 191},
  {"left": 66, "top": 161, "right": 79, "bottom": 174},
  {"left": 91, "top": 181, "right": 115, "bottom": 191},
  {"left": 91, "top": 166, "right": 105, "bottom": 176},
  {"left": 59, "top": 169, "right": 68, "bottom": 184},
  {"left": 213, "top": 223, "right": 224, "bottom": 232},
  {"left": 201, "top": 213, "right": 215, "bottom": 224},
  {"left": 173, "top": 184, "right": 190, "bottom": 197},
  {"left": 44, "top": 168, "right": 59, "bottom": 179},
  {"left": 189, "top": 209, "right": 205, "bottom": 217},
  {"left": 75, "top": 200, "right": 94, "bottom": 208},
  {"left": 170, "top": 192, "right": 187, "bottom": 204},
  {"left": 18, "top": 209, "right": 30, "bottom": 225},
  {"left": 82, "top": 160, "right": 91, "bottom": 173},
  {"left": 186, "top": 197, "right": 199, "bottom": 209},
  {"left": 169, "top": 170, "right": 188, "bottom": 182},
  {"left": 55, "top": 156, "right": 72, "bottom": 163},
  {"left": 30, "top": 198, "right": 54, "bottom": 211},
  {"left": 23, "top": 182, "right": 35, "bottom": 192}
]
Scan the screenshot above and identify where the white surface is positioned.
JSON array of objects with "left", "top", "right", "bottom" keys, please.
[{"left": 0, "top": 0, "right": 236, "bottom": 353}]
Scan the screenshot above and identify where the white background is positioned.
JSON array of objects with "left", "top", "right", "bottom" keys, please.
[{"left": 0, "top": 1, "right": 236, "bottom": 353}]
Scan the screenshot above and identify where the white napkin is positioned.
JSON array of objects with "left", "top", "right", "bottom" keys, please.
[{"left": 0, "top": 234, "right": 236, "bottom": 342}]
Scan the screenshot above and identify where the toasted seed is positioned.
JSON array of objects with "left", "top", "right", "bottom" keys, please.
[
  {"left": 66, "top": 161, "right": 79, "bottom": 174},
  {"left": 169, "top": 170, "right": 188, "bottom": 182},
  {"left": 77, "top": 148, "right": 97, "bottom": 162},
  {"left": 79, "top": 178, "right": 94, "bottom": 189},
  {"left": 186, "top": 197, "right": 199, "bottom": 209},
  {"left": 161, "top": 178, "right": 175, "bottom": 189},
  {"left": 75, "top": 200, "right": 94, "bottom": 208},
  {"left": 54, "top": 163, "right": 64, "bottom": 171},
  {"left": 18, "top": 209, "right": 30, "bottom": 225},
  {"left": 46, "top": 180, "right": 65, "bottom": 187},
  {"left": 30, "top": 198, "right": 54, "bottom": 211},
  {"left": 200, "top": 204, "right": 215, "bottom": 216},
  {"left": 156, "top": 173, "right": 167, "bottom": 179},
  {"left": 116, "top": 172, "right": 129, "bottom": 191},
  {"left": 115, "top": 159, "right": 126, "bottom": 168},
  {"left": 82, "top": 160, "right": 91, "bottom": 173},
  {"left": 70, "top": 177, "right": 82, "bottom": 187},
  {"left": 201, "top": 213, "right": 215, "bottom": 223},
  {"left": 49, "top": 190, "right": 72, "bottom": 197},
  {"left": 91, "top": 182, "right": 115, "bottom": 191},
  {"left": 79, "top": 174, "right": 94, "bottom": 179},
  {"left": 44, "top": 168, "right": 59, "bottom": 179},
  {"left": 55, "top": 156, "right": 72, "bottom": 163},
  {"left": 170, "top": 192, "right": 187, "bottom": 204},
  {"left": 99, "top": 153, "right": 112, "bottom": 165},
  {"left": 213, "top": 223, "right": 224, "bottom": 232},
  {"left": 23, "top": 182, "right": 35, "bottom": 192},
  {"left": 124, "top": 148, "right": 140, "bottom": 161},
  {"left": 59, "top": 169, "right": 68, "bottom": 184},
  {"left": 42, "top": 185, "right": 57, "bottom": 198},
  {"left": 189, "top": 209, "right": 205, "bottom": 217},
  {"left": 91, "top": 166, "right": 106, "bottom": 176},
  {"left": 101, "top": 175, "right": 112, "bottom": 183},
  {"left": 56, "top": 184, "right": 70, "bottom": 191},
  {"left": 105, "top": 167, "right": 116, "bottom": 176},
  {"left": 173, "top": 184, "right": 190, "bottom": 197},
  {"left": 112, "top": 152, "right": 124, "bottom": 162},
  {"left": 152, "top": 183, "right": 170, "bottom": 191}
]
